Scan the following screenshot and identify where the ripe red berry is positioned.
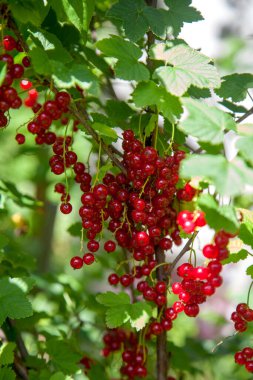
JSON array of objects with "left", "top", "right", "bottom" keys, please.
[
  {"left": 70, "top": 256, "right": 83, "bottom": 269},
  {"left": 135, "top": 231, "right": 150, "bottom": 247},
  {"left": 3, "top": 35, "right": 16, "bottom": 51},
  {"left": 87, "top": 240, "right": 99, "bottom": 252},
  {"left": 184, "top": 303, "right": 199, "bottom": 317},
  {"left": 108, "top": 273, "right": 119, "bottom": 285},
  {"left": 150, "top": 322, "right": 163, "bottom": 335},
  {"left": 60, "top": 203, "right": 72, "bottom": 214},
  {"left": 203, "top": 244, "right": 218, "bottom": 259},
  {"left": 83, "top": 253, "right": 95, "bottom": 265},
  {"left": 20, "top": 79, "right": 32, "bottom": 90},
  {"left": 15, "top": 133, "right": 25, "bottom": 144},
  {"left": 104, "top": 240, "right": 116, "bottom": 253}
]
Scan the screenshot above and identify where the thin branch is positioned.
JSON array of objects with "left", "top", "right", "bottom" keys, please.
[
  {"left": 236, "top": 106, "right": 253, "bottom": 124},
  {"left": 155, "top": 246, "right": 168, "bottom": 380},
  {"left": 6, "top": 319, "right": 28, "bottom": 361},
  {"left": 168, "top": 233, "right": 197, "bottom": 276},
  {"left": 70, "top": 101, "right": 127, "bottom": 174}
]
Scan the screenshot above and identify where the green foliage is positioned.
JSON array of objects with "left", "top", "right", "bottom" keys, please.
[
  {"left": 164, "top": 0, "right": 203, "bottom": 36},
  {"left": 0, "top": 62, "right": 7, "bottom": 86},
  {"left": 180, "top": 155, "right": 253, "bottom": 196},
  {"left": 152, "top": 44, "right": 220, "bottom": 96},
  {"left": 0, "top": 278, "right": 33, "bottom": 326},
  {"left": 96, "top": 36, "right": 149, "bottom": 81},
  {"left": 179, "top": 98, "right": 236, "bottom": 144},
  {"left": 197, "top": 194, "right": 239, "bottom": 233},
  {"left": 0, "top": 367, "right": 15, "bottom": 380},
  {"left": 132, "top": 81, "right": 183, "bottom": 123},
  {"left": 96, "top": 292, "right": 153, "bottom": 330},
  {"left": 0, "top": 342, "right": 16, "bottom": 365},
  {"left": 236, "top": 136, "right": 253, "bottom": 166},
  {"left": 223, "top": 249, "right": 249, "bottom": 265},
  {"left": 215, "top": 73, "right": 253, "bottom": 102},
  {"left": 45, "top": 339, "right": 82, "bottom": 374},
  {"left": 61, "top": 0, "right": 95, "bottom": 33}
]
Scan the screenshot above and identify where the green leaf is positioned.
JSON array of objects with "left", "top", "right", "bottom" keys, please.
[
  {"left": 238, "top": 209, "right": 253, "bottom": 248},
  {"left": 164, "top": 0, "right": 203, "bottom": 36},
  {"left": 46, "top": 339, "right": 81, "bottom": 374},
  {"left": 96, "top": 36, "right": 149, "bottom": 81},
  {"left": 0, "top": 62, "right": 7, "bottom": 87},
  {"left": 91, "top": 123, "right": 117, "bottom": 142},
  {"left": 215, "top": 73, "right": 253, "bottom": 102},
  {"left": 108, "top": 0, "right": 168, "bottom": 41},
  {"left": 96, "top": 291, "right": 130, "bottom": 307},
  {"left": 132, "top": 81, "right": 183, "bottom": 123},
  {"left": 88, "top": 364, "right": 109, "bottom": 380},
  {"left": 236, "top": 136, "right": 253, "bottom": 166},
  {"left": 51, "top": 62, "right": 99, "bottom": 95},
  {"left": 180, "top": 155, "right": 253, "bottom": 196},
  {"left": 8, "top": 0, "right": 49, "bottom": 26},
  {"left": 223, "top": 249, "right": 249, "bottom": 265},
  {"left": 179, "top": 98, "right": 236, "bottom": 144},
  {"left": 246, "top": 265, "right": 253, "bottom": 279},
  {"left": 128, "top": 301, "right": 153, "bottom": 331},
  {"left": 95, "top": 162, "right": 114, "bottom": 184},
  {"left": 145, "top": 114, "right": 158, "bottom": 137},
  {"left": 50, "top": 372, "right": 72, "bottom": 380},
  {"left": 220, "top": 100, "right": 247, "bottom": 114},
  {"left": 61, "top": 0, "right": 95, "bottom": 33},
  {"left": 0, "top": 277, "right": 33, "bottom": 326},
  {"left": 187, "top": 86, "right": 211, "bottom": 99},
  {"left": 105, "top": 100, "right": 135, "bottom": 123},
  {"left": 29, "top": 29, "right": 72, "bottom": 64},
  {"left": 197, "top": 194, "right": 239, "bottom": 233},
  {"left": 29, "top": 47, "right": 51, "bottom": 75},
  {"left": 106, "top": 305, "right": 129, "bottom": 328},
  {"left": 153, "top": 44, "right": 220, "bottom": 96},
  {"left": 67, "top": 222, "right": 82, "bottom": 237},
  {"left": 0, "top": 342, "right": 16, "bottom": 365},
  {"left": 0, "top": 367, "right": 15, "bottom": 380}
]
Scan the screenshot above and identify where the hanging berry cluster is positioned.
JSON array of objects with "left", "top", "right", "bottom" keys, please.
[{"left": 2, "top": 28, "right": 251, "bottom": 380}]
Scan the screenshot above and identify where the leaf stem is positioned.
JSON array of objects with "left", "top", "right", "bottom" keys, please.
[{"left": 247, "top": 281, "right": 253, "bottom": 307}]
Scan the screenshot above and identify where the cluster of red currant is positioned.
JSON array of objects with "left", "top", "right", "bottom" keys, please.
[
  {"left": 102, "top": 329, "right": 148, "bottom": 379},
  {"left": 231, "top": 303, "right": 253, "bottom": 373},
  {"left": 231, "top": 303, "right": 253, "bottom": 332},
  {"left": 234, "top": 347, "right": 253, "bottom": 373},
  {"left": 0, "top": 35, "right": 30, "bottom": 128},
  {"left": 176, "top": 209, "right": 206, "bottom": 234}
]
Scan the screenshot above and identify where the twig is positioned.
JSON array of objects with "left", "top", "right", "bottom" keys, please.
[
  {"left": 168, "top": 233, "right": 197, "bottom": 276},
  {"left": 236, "top": 106, "right": 253, "bottom": 123},
  {"left": 70, "top": 101, "right": 127, "bottom": 174},
  {"left": 155, "top": 246, "right": 168, "bottom": 380}
]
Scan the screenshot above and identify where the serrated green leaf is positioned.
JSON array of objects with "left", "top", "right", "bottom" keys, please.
[
  {"left": 105, "top": 100, "right": 135, "bottom": 123},
  {"left": 128, "top": 301, "right": 153, "bottom": 331},
  {"left": 0, "top": 342, "right": 16, "bottom": 365},
  {"left": 108, "top": 0, "right": 147, "bottom": 42},
  {"left": 29, "top": 29, "right": 72, "bottom": 64},
  {"left": 220, "top": 100, "right": 247, "bottom": 114},
  {"left": 0, "top": 367, "right": 15, "bottom": 380},
  {"left": 46, "top": 339, "right": 81, "bottom": 375},
  {"left": 223, "top": 249, "right": 249, "bottom": 265},
  {"left": 145, "top": 114, "right": 158, "bottom": 137},
  {"left": 8, "top": 0, "right": 49, "bottom": 26},
  {"left": 215, "top": 73, "right": 253, "bottom": 102},
  {"left": 105, "top": 305, "right": 129, "bottom": 328},
  {"left": 0, "top": 277, "right": 33, "bottom": 326},
  {"left": 61, "top": 0, "right": 95, "bottom": 33},
  {"left": 96, "top": 291, "right": 130, "bottom": 307},
  {"left": 0, "top": 62, "right": 7, "bottom": 87},
  {"left": 179, "top": 98, "right": 236, "bottom": 144},
  {"left": 236, "top": 136, "right": 253, "bottom": 166},
  {"left": 9, "top": 277, "right": 36, "bottom": 293},
  {"left": 187, "top": 86, "right": 211, "bottom": 99},
  {"left": 50, "top": 372, "right": 72, "bottom": 380},
  {"left": 180, "top": 155, "right": 253, "bottom": 196},
  {"left": 67, "top": 222, "right": 82, "bottom": 237},
  {"left": 246, "top": 265, "right": 253, "bottom": 279},
  {"left": 29, "top": 47, "right": 51, "bottom": 75},
  {"left": 197, "top": 194, "right": 239, "bottom": 233},
  {"left": 153, "top": 44, "right": 220, "bottom": 96},
  {"left": 238, "top": 209, "right": 253, "bottom": 249},
  {"left": 132, "top": 81, "right": 182, "bottom": 123},
  {"left": 92, "top": 122, "right": 118, "bottom": 141},
  {"left": 51, "top": 62, "right": 99, "bottom": 95},
  {"left": 164, "top": 0, "right": 203, "bottom": 36},
  {"left": 96, "top": 36, "right": 149, "bottom": 81}
]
